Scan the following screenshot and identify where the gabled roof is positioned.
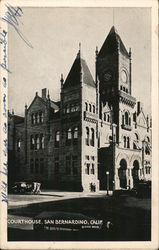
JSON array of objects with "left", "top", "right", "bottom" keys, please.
[
  {"left": 98, "top": 26, "right": 129, "bottom": 58},
  {"left": 63, "top": 51, "right": 96, "bottom": 89},
  {"left": 27, "top": 95, "right": 59, "bottom": 112}
]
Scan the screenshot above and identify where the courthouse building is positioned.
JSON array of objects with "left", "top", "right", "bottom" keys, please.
[{"left": 8, "top": 26, "right": 152, "bottom": 192}]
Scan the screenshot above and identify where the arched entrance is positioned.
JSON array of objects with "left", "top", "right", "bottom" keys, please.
[
  {"left": 118, "top": 159, "right": 127, "bottom": 189},
  {"left": 132, "top": 160, "right": 139, "bottom": 188}
]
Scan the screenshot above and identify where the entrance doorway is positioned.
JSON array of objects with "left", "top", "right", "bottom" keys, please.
[
  {"left": 132, "top": 160, "right": 139, "bottom": 188},
  {"left": 118, "top": 159, "right": 127, "bottom": 189}
]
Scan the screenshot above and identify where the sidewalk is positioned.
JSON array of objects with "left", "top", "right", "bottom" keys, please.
[{"left": 8, "top": 190, "right": 112, "bottom": 208}]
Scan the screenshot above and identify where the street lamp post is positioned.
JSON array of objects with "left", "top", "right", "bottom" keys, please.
[{"left": 106, "top": 171, "right": 109, "bottom": 195}]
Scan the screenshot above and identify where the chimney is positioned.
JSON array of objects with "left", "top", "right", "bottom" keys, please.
[
  {"left": 42, "top": 88, "right": 47, "bottom": 100},
  {"left": 137, "top": 101, "right": 143, "bottom": 115}
]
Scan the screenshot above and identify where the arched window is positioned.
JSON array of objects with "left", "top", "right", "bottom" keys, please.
[
  {"left": 127, "top": 137, "right": 130, "bottom": 148},
  {"left": 93, "top": 105, "right": 95, "bottom": 113},
  {"left": 104, "top": 113, "right": 106, "bottom": 121},
  {"left": 86, "top": 127, "right": 89, "bottom": 145},
  {"left": 85, "top": 102, "right": 88, "bottom": 111},
  {"left": 124, "top": 136, "right": 126, "bottom": 148},
  {"left": 90, "top": 128, "right": 95, "bottom": 146},
  {"left": 89, "top": 104, "right": 92, "bottom": 112}
]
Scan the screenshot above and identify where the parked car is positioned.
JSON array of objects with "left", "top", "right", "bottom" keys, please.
[{"left": 11, "top": 181, "right": 41, "bottom": 194}]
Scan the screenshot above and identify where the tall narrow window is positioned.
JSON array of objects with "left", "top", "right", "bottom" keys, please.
[
  {"left": 34, "top": 135, "right": 38, "bottom": 150},
  {"left": 91, "top": 163, "right": 95, "bottom": 174},
  {"left": 73, "top": 127, "right": 78, "bottom": 144},
  {"left": 85, "top": 102, "right": 88, "bottom": 111},
  {"left": 86, "top": 163, "right": 90, "bottom": 175},
  {"left": 86, "top": 127, "right": 89, "bottom": 146},
  {"left": 89, "top": 104, "right": 92, "bottom": 112},
  {"left": 66, "top": 105, "right": 70, "bottom": 113},
  {"left": 90, "top": 128, "right": 95, "bottom": 146},
  {"left": 37, "top": 113, "right": 40, "bottom": 124},
  {"left": 37, "top": 137, "right": 40, "bottom": 150},
  {"left": 66, "top": 128, "right": 72, "bottom": 146},
  {"left": 107, "top": 114, "right": 110, "bottom": 123},
  {"left": 33, "top": 114, "right": 36, "bottom": 124},
  {"left": 125, "top": 112, "right": 129, "bottom": 125},
  {"left": 127, "top": 137, "right": 130, "bottom": 148},
  {"left": 41, "top": 135, "right": 44, "bottom": 149},
  {"left": 30, "top": 135, "right": 34, "bottom": 150},
  {"left": 124, "top": 136, "right": 126, "bottom": 148},
  {"left": 104, "top": 113, "right": 106, "bottom": 121},
  {"left": 55, "top": 131, "right": 60, "bottom": 147},
  {"left": 41, "top": 113, "right": 44, "bottom": 123},
  {"left": 17, "top": 139, "right": 21, "bottom": 152},
  {"left": 93, "top": 105, "right": 95, "bottom": 113}
]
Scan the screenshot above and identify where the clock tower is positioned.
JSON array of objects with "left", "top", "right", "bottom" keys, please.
[{"left": 96, "top": 26, "right": 136, "bottom": 143}]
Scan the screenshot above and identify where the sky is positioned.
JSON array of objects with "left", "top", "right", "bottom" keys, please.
[{"left": 8, "top": 7, "right": 151, "bottom": 116}]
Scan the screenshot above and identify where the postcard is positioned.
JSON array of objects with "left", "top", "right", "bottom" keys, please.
[{"left": 0, "top": 0, "right": 158, "bottom": 249}]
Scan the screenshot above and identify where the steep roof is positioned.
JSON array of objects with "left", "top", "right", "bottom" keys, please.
[
  {"left": 63, "top": 51, "right": 96, "bottom": 89},
  {"left": 98, "top": 26, "right": 129, "bottom": 58}
]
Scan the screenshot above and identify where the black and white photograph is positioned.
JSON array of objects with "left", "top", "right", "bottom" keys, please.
[{"left": 0, "top": 0, "right": 158, "bottom": 249}]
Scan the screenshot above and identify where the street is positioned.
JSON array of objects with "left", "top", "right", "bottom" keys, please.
[{"left": 8, "top": 191, "right": 151, "bottom": 241}]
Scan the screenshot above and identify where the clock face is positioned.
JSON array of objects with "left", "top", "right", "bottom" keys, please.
[
  {"left": 121, "top": 70, "right": 127, "bottom": 83},
  {"left": 103, "top": 71, "right": 112, "bottom": 82}
]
